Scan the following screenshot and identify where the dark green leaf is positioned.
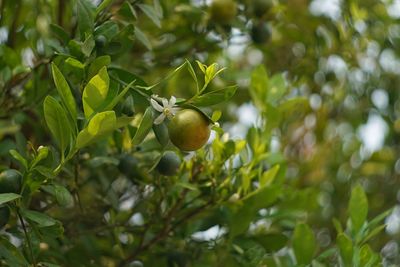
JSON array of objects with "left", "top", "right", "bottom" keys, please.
[
  {"left": 0, "top": 193, "right": 21, "bottom": 205},
  {"left": 51, "top": 63, "right": 78, "bottom": 122},
  {"left": 43, "top": 96, "right": 73, "bottom": 155},
  {"left": 135, "top": 27, "right": 152, "bottom": 50},
  {"left": 88, "top": 55, "right": 111, "bottom": 79},
  {"left": 77, "top": 0, "right": 95, "bottom": 37},
  {"left": 21, "top": 209, "right": 57, "bottom": 227},
  {"left": 138, "top": 4, "right": 162, "bottom": 28},
  {"left": 9, "top": 149, "right": 28, "bottom": 170},
  {"left": 253, "top": 233, "right": 288, "bottom": 252},
  {"left": 132, "top": 107, "right": 153, "bottom": 146},
  {"left": 190, "top": 85, "right": 237, "bottom": 106},
  {"left": 153, "top": 122, "right": 169, "bottom": 147},
  {"left": 50, "top": 23, "right": 70, "bottom": 43},
  {"left": 42, "top": 184, "right": 74, "bottom": 207},
  {"left": 0, "top": 237, "right": 29, "bottom": 267},
  {"left": 94, "top": 21, "right": 119, "bottom": 40}
]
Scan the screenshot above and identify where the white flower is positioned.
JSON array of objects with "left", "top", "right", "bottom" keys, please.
[{"left": 150, "top": 95, "right": 180, "bottom": 124}]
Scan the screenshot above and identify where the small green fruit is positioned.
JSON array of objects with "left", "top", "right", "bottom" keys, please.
[
  {"left": 0, "top": 206, "right": 10, "bottom": 229},
  {"left": 251, "top": 22, "right": 272, "bottom": 44},
  {"left": 118, "top": 154, "right": 139, "bottom": 177},
  {"left": 0, "top": 169, "right": 22, "bottom": 194},
  {"left": 210, "top": 0, "right": 238, "bottom": 25},
  {"left": 168, "top": 109, "right": 211, "bottom": 151},
  {"left": 95, "top": 35, "right": 107, "bottom": 48},
  {"left": 156, "top": 151, "right": 181, "bottom": 176}
]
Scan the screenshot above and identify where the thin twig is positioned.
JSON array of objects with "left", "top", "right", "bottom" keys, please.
[{"left": 17, "top": 210, "right": 37, "bottom": 267}]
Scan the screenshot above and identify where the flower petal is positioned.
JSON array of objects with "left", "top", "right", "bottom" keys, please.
[
  {"left": 171, "top": 107, "right": 181, "bottom": 115},
  {"left": 151, "top": 99, "right": 164, "bottom": 112},
  {"left": 154, "top": 113, "right": 166, "bottom": 125},
  {"left": 162, "top": 98, "right": 169, "bottom": 108},
  {"left": 169, "top": 96, "right": 176, "bottom": 106}
]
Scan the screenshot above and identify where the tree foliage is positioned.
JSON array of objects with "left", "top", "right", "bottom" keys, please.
[{"left": 0, "top": 0, "right": 399, "bottom": 266}]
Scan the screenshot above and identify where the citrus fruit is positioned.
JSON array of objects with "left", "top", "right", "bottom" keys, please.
[
  {"left": 168, "top": 109, "right": 211, "bottom": 151},
  {"left": 156, "top": 151, "right": 181, "bottom": 176},
  {"left": 0, "top": 169, "right": 22, "bottom": 194}
]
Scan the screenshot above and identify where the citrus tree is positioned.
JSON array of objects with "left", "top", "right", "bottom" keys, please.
[{"left": 0, "top": 0, "right": 399, "bottom": 266}]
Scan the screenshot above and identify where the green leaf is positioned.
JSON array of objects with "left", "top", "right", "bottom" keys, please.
[
  {"left": 76, "top": 111, "right": 117, "bottom": 149},
  {"left": 332, "top": 218, "right": 343, "bottom": 234},
  {"left": 190, "top": 85, "right": 237, "bottom": 106},
  {"left": 51, "top": 63, "right": 78, "bottom": 122},
  {"left": 81, "top": 34, "right": 95, "bottom": 57},
  {"left": 42, "top": 184, "right": 74, "bottom": 207},
  {"left": 279, "top": 97, "right": 309, "bottom": 122},
  {"left": 77, "top": 0, "right": 95, "bottom": 37},
  {"left": 94, "top": 21, "right": 119, "bottom": 40},
  {"left": 104, "top": 80, "right": 135, "bottom": 111},
  {"left": 22, "top": 209, "right": 57, "bottom": 227},
  {"left": 250, "top": 65, "right": 268, "bottom": 110},
  {"left": 88, "top": 55, "right": 111, "bottom": 79},
  {"left": 138, "top": 4, "right": 162, "bottom": 28},
  {"left": 204, "top": 63, "right": 225, "bottom": 85},
  {"left": 31, "top": 146, "right": 49, "bottom": 168},
  {"left": 132, "top": 107, "right": 154, "bottom": 146},
  {"left": 0, "top": 237, "right": 29, "bottom": 267},
  {"left": 43, "top": 96, "right": 73, "bottom": 155},
  {"left": 349, "top": 184, "right": 368, "bottom": 233},
  {"left": 65, "top": 57, "right": 85, "bottom": 70},
  {"left": 267, "top": 73, "right": 286, "bottom": 105},
  {"left": 253, "top": 233, "right": 288, "bottom": 253},
  {"left": 50, "top": 23, "right": 70, "bottom": 43},
  {"left": 196, "top": 60, "right": 206, "bottom": 73},
  {"left": 0, "top": 193, "right": 21, "bottom": 205},
  {"left": 116, "top": 116, "right": 134, "bottom": 128},
  {"left": 211, "top": 110, "right": 222, "bottom": 122},
  {"left": 186, "top": 60, "right": 199, "bottom": 92},
  {"left": 153, "top": 122, "right": 169, "bottom": 147},
  {"left": 9, "top": 149, "right": 28, "bottom": 170},
  {"left": 362, "top": 224, "right": 386, "bottom": 244},
  {"left": 95, "top": 0, "right": 114, "bottom": 16},
  {"left": 135, "top": 27, "right": 152, "bottom": 50},
  {"left": 259, "top": 165, "right": 280, "bottom": 186},
  {"left": 337, "top": 233, "right": 353, "bottom": 266},
  {"left": 229, "top": 185, "right": 282, "bottom": 237},
  {"left": 359, "top": 244, "right": 379, "bottom": 267},
  {"left": 292, "top": 223, "right": 316, "bottom": 265},
  {"left": 82, "top": 66, "right": 110, "bottom": 118}
]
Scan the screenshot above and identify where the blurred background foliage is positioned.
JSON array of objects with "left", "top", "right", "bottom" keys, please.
[{"left": 0, "top": 0, "right": 400, "bottom": 266}]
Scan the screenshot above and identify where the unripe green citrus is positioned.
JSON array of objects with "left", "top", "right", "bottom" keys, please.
[
  {"left": 168, "top": 109, "right": 211, "bottom": 151},
  {"left": 0, "top": 206, "right": 10, "bottom": 229},
  {"left": 251, "top": 21, "right": 272, "bottom": 44},
  {"left": 118, "top": 154, "right": 139, "bottom": 177},
  {"left": 210, "top": 0, "right": 238, "bottom": 25},
  {"left": 156, "top": 151, "right": 181, "bottom": 176},
  {"left": 0, "top": 169, "right": 22, "bottom": 194}
]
